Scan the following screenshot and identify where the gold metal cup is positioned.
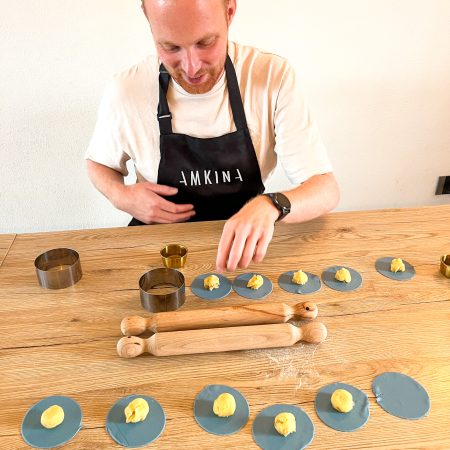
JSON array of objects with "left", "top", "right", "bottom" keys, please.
[
  {"left": 160, "top": 244, "right": 187, "bottom": 269},
  {"left": 440, "top": 255, "right": 450, "bottom": 278}
]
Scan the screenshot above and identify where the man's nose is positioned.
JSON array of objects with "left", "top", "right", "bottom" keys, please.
[{"left": 181, "top": 50, "right": 202, "bottom": 78}]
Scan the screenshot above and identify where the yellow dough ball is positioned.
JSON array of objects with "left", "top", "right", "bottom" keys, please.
[
  {"left": 204, "top": 274, "right": 220, "bottom": 291},
  {"left": 213, "top": 393, "right": 236, "bottom": 417},
  {"left": 41, "top": 405, "right": 64, "bottom": 429},
  {"left": 247, "top": 274, "right": 264, "bottom": 290},
  {"left": 292, "top": 270, "right": 308, "bottom": 285},
  {"left": 390, "top": 258, "right": 406, "bottom": 273},
  {"left": 274, "top": 412, "right": 296, "bottom": 437},
  {"left": 331, "top": 389, "right": 355, "bottom": 413},
  {"left": 335, "top": 268, "right": 351, "bottom": 283},
  {"left": 125, "top": 398, "right": 150, "bottom": 423}
]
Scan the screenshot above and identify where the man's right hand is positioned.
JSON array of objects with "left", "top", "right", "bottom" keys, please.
[{"left": 115, "top": 182, "right": 195, "bottom": 224}]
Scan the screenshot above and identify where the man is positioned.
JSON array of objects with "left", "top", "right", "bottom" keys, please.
[{"left": 85, "top": 0, "right": 339, "bottom": 272}]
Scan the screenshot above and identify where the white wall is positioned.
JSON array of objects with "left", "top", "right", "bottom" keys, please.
[{"left": 1, "top": 0, "right": 449, "bottom": 233}]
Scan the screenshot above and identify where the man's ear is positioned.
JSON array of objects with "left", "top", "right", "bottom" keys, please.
[{"left": 226, "top": 0, "right": 237, "bottom": 26}]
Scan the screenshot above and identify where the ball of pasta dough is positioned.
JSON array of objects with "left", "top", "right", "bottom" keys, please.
[
  {"left": 125, "top": 397, "right": 150, "bottom": 423},
  {"left": 331, "top": 389, "right": 354, "bottom": 413},
  {"left": 335, "top": 267, "right": 351, "bottom": 283},
  {"left": 274, "top": 412, "right": 296, "bottom": 437},
  {"left": 292, "top": 270, "right": 308, "bottom": 285},
  {"left": 41, "top": 405, "right": 64, "bottom": 429},
  {"left": 204, "top": 274, "right": 220, "bottom": 290},
  {"left": 213, "top": 393, "right": 236, "bottom": 417},
  {"left": 390, "top": 258, "right": 405, "bottom": 273},
  {"left": 247, "top": 274, "right": 264, "bottom": 290}
]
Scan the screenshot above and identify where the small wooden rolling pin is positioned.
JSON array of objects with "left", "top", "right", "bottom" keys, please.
[
  {"left": 121, "top": 301, "right": 318, "bottom": 336},
  {"left": 117, "top": 321, "right": 327, "bottom": 358}
]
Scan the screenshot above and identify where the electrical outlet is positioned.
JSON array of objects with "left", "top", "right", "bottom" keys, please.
[{"left": 435, "top": 176, "right": 450, "bottom": 195}]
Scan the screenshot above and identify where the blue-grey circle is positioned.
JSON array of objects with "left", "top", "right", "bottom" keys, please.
[
  {"left": 106, "top": 395, "right": 166, "bottom": 448},
  {"left": 194, "top": 385, "right": 249, "bottom": 435},
  {"left": 321, "top": 266, "right": 362, "bottom": 292},
  {"left": 21, "top": 396, "right": 82, "bottom": 449},
  {"left": 252, "top": 404, "right": 314, "bottom": 450},
  {"left": 278, "top": 271, "right": 322, "bottom": 295},
  {"left": 315, "top": 382, "right": 370, "bottom": 432},
  {"left": 232, "top": 273, "right": 273, "bottom": 299},
  {"left": 191, "top": 273, "right": 232, "bottom": 300},
  {"left": 372, "top": 372, "right": 430, "bottom": 420},
  {"left": 375, "top": 257, "right": 415, "bottom": 281}
]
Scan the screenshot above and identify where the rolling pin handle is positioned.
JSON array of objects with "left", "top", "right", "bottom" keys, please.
[
  {"left": 117, "top": 336, "right": 147, "bottom": 358},
  {"left": 120, "top": 316, "right": 151, "bottom": 336},
  {"left": 294, "top": 302, "right": 318, "bottom": 320}
]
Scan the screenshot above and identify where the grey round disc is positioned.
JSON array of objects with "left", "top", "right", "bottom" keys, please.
[
  {"left": 372, "top": 372, "right": 430, "bottom": 420},
  {"left": 191, "top": 273, "right": 232, "bottom": 300},
  {"left": 321, "top": 266, "right": 362, "bottom": 292},
  {"left": 106, "top": 395, "right": 165, "bottom": 448},
  {"left": 21, "top": 396, "right": 82, "bottom": 449},
  {"left": 194, "top": 385, "right": 249, "bottom": 435},
  {"left": 315, "top": 382, "right": 370, "bottom": 432},
  {"left": 278, "top": 271, "right": 322, "bottom": 295},
  {"left": 252, "top": 404, "right": 314, "bottom": 450},
  {"left": 375, "top": 257, "right": 415, "bottom": 281},
  {"left": 232, "top": 273, "right": 273, "bottom": 299}
]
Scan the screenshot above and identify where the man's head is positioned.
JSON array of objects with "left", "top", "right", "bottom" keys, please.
[{"left": 142, "top": 0, "right": 236, "bottom": 94}]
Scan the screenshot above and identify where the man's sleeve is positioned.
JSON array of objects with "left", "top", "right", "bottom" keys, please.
[
  {"left": 273, "top": 63, "right": 333, "bottom": 185},
  {"left": 85, "top": 79, "right": 131, "bottom": 176}
]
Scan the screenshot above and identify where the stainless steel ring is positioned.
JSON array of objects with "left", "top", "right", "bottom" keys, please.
[
  {"left": 34, "top": 248, "right": 82, "bottom": 289},
  {"left": 139, "top": 268, "right": 185, "bottom": 312}
]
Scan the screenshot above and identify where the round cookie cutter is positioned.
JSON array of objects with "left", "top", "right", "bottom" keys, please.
[
  {"left": 139, "top": 268, "right": 185, "bottom": 312},
  {"left": 34, "top": 248, "right": 82, "bottom": 289},
  {"left": 160, "top": 244, "right": 187, "bottom": 269},
  {"left": 440, "top": 254, "right": 450, "bottom": 278}
]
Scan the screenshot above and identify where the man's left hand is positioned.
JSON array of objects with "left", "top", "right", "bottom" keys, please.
[{"left": 216, "top": 195, "right": 279, "bottom": 273}]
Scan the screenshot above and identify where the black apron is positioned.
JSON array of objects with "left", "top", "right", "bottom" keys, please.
[{"left": 129, "top": 55, "right": 264, "bottom": 226}]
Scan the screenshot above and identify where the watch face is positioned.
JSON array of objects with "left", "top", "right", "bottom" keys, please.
[{"left": 274, "top": 193, "right": 291, "bottom": 210}]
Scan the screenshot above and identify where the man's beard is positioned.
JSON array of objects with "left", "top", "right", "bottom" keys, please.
[{"left": 168, "top": 57, "right": 226, "bottom": 94}]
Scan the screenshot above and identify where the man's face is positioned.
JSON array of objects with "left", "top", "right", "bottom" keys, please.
[{"left": 143, "top": 0, "right": 235, "bottom": 94}]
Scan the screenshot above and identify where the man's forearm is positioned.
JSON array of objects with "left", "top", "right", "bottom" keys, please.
[
  {"left": 281, "top": 172, "right": 340, "bottom": 223},
  {"left": 85, "top": 159, "right": 125, "bottom": 209}
]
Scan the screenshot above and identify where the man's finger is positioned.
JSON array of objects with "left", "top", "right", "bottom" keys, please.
[
  {"left": 238, "top": 232, "right": 260, "bottom": 269},
  {"left": 145, "top": 182, "right": 178, "bottom": 196},
  {"left": 158, "top": 196, "right": 195, "bottom": 214},
  {"left": 225, "top": 230, "right": 248, "bottom": 272},
  {"left": 252, "top": 227, "right": 274, "bottom": 263},
  {"left": 216, "top": 227, "right": 235, "bottom": 273}
]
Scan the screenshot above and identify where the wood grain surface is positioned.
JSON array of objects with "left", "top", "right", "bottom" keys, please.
[
  {"left": 0, "top": 206, "right": 449, "bottom": 449},
  {"left": 0, "top": 234, "right": 15, "bottom": 268}
]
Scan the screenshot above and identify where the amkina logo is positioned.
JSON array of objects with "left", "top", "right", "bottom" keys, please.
[{"left": 179, "top": 169, "right": 243, "bottom": 186}]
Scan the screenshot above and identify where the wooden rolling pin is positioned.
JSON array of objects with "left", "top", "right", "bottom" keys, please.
[
  {"left": 121, "top": 301, "right": 318, "bottom": 336},
  {"left": 117, "top": 321, "right": 327, "bottom": 358}
]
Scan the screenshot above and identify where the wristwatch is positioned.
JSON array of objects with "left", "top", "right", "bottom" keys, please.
[{"left": 264, "top": 192, "right": 291, "bottom": 222}]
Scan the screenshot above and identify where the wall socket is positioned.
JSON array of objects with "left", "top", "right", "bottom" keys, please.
[{"left": 435, "top": 176, "right": 450, "bottom": 195}]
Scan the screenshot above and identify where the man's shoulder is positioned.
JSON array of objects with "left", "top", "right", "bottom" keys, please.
[
  {"left": 231, "top": 42, "right": 290, "bottom": 71},
  {"left": 104, "top": 55, "right": 159, "bottom": 101}
]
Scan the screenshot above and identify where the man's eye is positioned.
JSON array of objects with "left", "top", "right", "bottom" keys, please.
[
  {"left": 197, "top": 39, "right": 215, "bottom": 48},
  {"left": 165, "top": 45, "right": 180, "bottom": 52}
]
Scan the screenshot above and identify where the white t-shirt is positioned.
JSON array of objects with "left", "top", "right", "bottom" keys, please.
[{"left": 85, "top": 41, "right": 332, "bottom": 186}]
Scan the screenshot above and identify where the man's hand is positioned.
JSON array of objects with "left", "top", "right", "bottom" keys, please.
[
  {"left": 115, "top": 182, "right": 195, "bottom": 224},
  {"left": 216, "top": 195, "right": 279, "bottom": 273}
]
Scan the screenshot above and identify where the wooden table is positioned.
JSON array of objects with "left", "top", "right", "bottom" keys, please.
[
  {"left": 0, "top": 234, "right": 15, "bottom": 268},
  {"left": 1, "top": 206, "right": 449, "bottom": 449}
]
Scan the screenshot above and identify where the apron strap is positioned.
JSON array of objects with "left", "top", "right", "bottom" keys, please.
[
  {"left": 224, "top": 54, "right": 248, "bottom": 131},
  {"left": 157, "top": 55, "right": 247, "bottom": 135},
  {"left": 158, "top": 66, "right": 173, "bottom": 134}
]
